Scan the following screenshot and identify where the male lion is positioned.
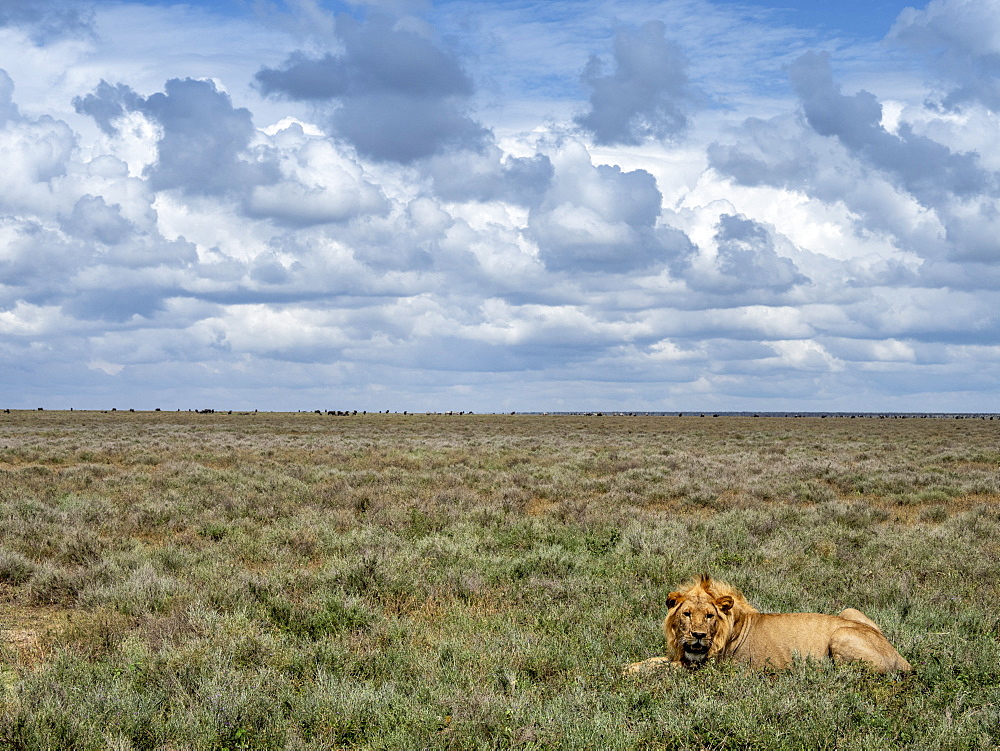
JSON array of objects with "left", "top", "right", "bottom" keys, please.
[{"left": 626, "top": 574, "right": 911, "bottom": 674}]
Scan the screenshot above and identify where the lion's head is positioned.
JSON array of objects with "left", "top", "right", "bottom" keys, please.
[{"left": 664, "top": 574, "right": 758, "bottom": 666}]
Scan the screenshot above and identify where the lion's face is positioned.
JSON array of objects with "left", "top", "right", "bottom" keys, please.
[{"left": 665, "top": 590, "right": 735, "bottom": 665}]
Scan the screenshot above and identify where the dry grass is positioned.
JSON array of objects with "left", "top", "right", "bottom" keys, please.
[{"left": 1, "top": 410, "right": 998, "bottom": 748}]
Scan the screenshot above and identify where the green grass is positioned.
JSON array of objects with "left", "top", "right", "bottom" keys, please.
[{"left": 1, "top": 411, "right": 999, "bottom": 748}]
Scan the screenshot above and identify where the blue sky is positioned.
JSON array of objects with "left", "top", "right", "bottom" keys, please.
[
  {"left": 717, "top": 0, "right": 912, "bottom": 37},
  {"left": 1, "top": 0, "right": 998, "bottom": 412}
]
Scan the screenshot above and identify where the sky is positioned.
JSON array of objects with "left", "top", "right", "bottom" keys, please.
[{"left": 0, "top": 0, "right": 998, "bottom": 413}]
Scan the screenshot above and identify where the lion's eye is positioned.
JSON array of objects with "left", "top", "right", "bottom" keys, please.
[
  {"left": 705, "top": 613, "right": 714, "bottom": 619},
  {"left": 683, "top": 611, "right": 691, "bottom": 618}
]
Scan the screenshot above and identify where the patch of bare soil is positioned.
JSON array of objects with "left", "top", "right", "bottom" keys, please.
[
  {"left": 525, "top": 496, "right": 557, "bottom": 516},
  {"left": 1, "top": 605, "right": 72, "bottom": 665}
]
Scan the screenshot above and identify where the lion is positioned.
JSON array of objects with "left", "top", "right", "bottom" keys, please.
[{"left": 625, "top": 574, "right": 911, "bottom": 674}]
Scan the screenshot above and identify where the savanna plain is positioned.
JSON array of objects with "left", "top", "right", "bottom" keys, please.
[{"left": 0, "top": 410, "right": 998, "bottom": 749}]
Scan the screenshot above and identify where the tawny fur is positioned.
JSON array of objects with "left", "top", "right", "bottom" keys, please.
[{"left": 626, "top": 574, "right": 911, "bottom": 675}]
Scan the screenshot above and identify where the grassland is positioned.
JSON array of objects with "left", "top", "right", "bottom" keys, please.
[{"left": 0, "top": 410, "right": 998, "bottom": 749}]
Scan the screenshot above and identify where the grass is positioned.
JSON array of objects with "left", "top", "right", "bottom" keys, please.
[{"left": 1, "top": 410, "right": 998, "bottom": 748}]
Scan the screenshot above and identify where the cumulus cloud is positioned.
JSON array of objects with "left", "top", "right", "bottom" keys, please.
[
  {"left": 708, "top": 116, "right": 946, "bottom": 267},
  {"left": 575, "top": 20, "right": 693, "bottom": 145},
  {"left": 142, "top": 78, "right": 278, "bottom": 196},
  {"left": 686, "top": 213, "right": 809, "bottom": 295},
  {"left": 74, "top": 79, "right": 389, "bottom": 233},
  {"left": 787, "top": 51, "right": 993, "bottom": 209},
  {"left": 427, "top": 148, "right": 554, "bottom": 206},
  {"left": 62, "top": 284, "right": 175, "bottom": 323},
  {"left": 244, "top": 123, "right": 388, "bottom": 225},
  {"left": 0, "top": 74, "right": 77, "bottom": 217},
  {"left": 255, "top": 14, "right": 488, "bottom": 162},
  {"left": 942, "top": 201, "right": 1000, "bottom": 263},
  {"left": 72, "top": 81, "right": 145, "bottom": 136},
  {"left": 710, "top": 50, "right": 1000, "bottom": 275},
  {"left": 75, "top": 77, "right": 278, "bottom": 196},
  {"left": 891, "top": 0, "right": 1000, "bottom": 111},
  {"left": 0, "top": 0, "right": 94, "bottom": 42},
  {"left": 0, "top": 70, "right": 18, "bottom": 126},
  {"left": 60, "top": 195, "right": 135, "bottom": 245},
  {"left": 707, "top": 116, "right": 802, "bottom": 189},
  {"left": 528, "top": 142, "right": 694, "bottom": 273},
  {"left": 1, "top": 205, "right": 198, "bottom": 323},
  {"left": 1, "top": 70, "right": 203, "bottom": 327}
]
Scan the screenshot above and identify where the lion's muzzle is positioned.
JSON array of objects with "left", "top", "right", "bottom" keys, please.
[{"left": 681, "top": 634, "right": 712, "bottom": 663}]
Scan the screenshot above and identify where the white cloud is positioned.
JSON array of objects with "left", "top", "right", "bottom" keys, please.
[
  {"left": 87, "top": 111, "right": 161, "bottom": 179},
  {"left": 0, "top": 1, "right": 998, "bottom": 411},
  {"left": 703, "top": 306, "right": 815, "bottom": 340},
  {"left": 891, "top": 0, "right": 1000, "bottom": 110},
  {"left": 87, "top": 359, "right": 124, "bottom": 376},
  {"left": 767, "top": 340, "right": 844, "bottom": 372},
  {"left": 0, "top": 302, "right": 67, "bottom": 336},
  {"left": 648, "top": 338, "right": 703, "bottom": 362}
]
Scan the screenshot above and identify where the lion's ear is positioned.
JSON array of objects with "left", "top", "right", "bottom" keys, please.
[
  {"left": 666, "top": 591, "right": 684, "bottom": 610},
  {"left": 715, "top": 595, "right": 735, "bottom": 614}
]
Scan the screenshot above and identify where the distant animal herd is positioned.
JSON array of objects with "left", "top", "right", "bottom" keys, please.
[{"left": 4, "top": 408, "right": 997, "bottom": 419}]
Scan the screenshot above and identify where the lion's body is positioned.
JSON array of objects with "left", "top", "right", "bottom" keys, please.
[
  {"left": 626, "top": 575, "right": 911, "bottom": 675},
  {"left": 726, "top": 612, "right": 911, "bottom": 671}
]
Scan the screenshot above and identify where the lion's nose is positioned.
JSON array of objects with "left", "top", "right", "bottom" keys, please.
[{"left": 691, "top": 631, "right": 708, "bottom": 640}]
